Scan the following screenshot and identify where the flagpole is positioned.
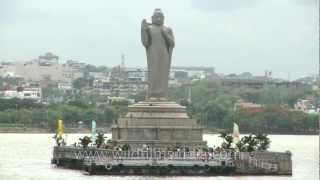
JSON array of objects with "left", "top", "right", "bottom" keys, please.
[{"left": 91, "top": 120, "right": 97, "bottom": 144}]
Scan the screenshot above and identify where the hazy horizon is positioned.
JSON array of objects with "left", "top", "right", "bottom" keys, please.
[{"left": 0, "top": 0, "right": 318, "bottom": 80}]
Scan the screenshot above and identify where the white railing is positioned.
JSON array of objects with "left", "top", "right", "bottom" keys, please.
[{"left": 72, "top": 150, "right": 233, "bottom": 163}]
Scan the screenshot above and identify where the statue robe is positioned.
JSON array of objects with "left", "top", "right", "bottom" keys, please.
[{"left": 141, "top": 24, "right": 175, "bottom": 99}]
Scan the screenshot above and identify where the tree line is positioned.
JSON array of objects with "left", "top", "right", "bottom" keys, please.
[
  {"left": 166, "top": 80, "right": 318, "bottom": 134},
  {"left": 0, "top": 79, "right": 318, "bottom": 134},
  {"left": 0, "top": 98, "right": 125, "bottom": 132}
]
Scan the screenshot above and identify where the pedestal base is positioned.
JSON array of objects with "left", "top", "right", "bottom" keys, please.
[{"left": 111, "top": 101, "right": 206, "bottom": 150}]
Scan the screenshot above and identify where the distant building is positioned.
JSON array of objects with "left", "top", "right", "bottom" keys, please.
[
  {"left": 172, "top": 71, "right": 188, "bottom": 80},
  {"left": 234, "top": 100, "right": 264, "bottom": 114},
  {"left": 169, "top": 78, "right": 180, "bottom": 87},
  {"left": 58, "top": 82, "right": 73, "bottom": 91},
  {"left": 294, "top": 99, "right": 316, "bottom": 113},
  {"left": 171, "top": 66, "right": 215, "bottom": 81},
  {"left": 101, "top": 66, "right": 216, "bottom": 97},
  {"left": 98, "top": 67, "right": 148, "bottom": 98},
  {"left": 38, "top": 52, "right": 59, "bottom": 66},
  {"left": 93, "top": 79, "right": 111, "bottom": 89},
  {"left": 0, "top": 60, "right": 83, "bottom": 82},
  {"left": 107, "top": 96, "right": 135, "bottom": 104},
  {"left": 125, "top": 67, "right": 147, "bottom": 82},
  {"left": 0, "top": 87, "right": 42, "bottom": 101},
  {"left": 65, "top": 60, "right": 86, "bottom": 70},
  {"left": 295, "top": 74, "right": 318, "bottom": 85}
]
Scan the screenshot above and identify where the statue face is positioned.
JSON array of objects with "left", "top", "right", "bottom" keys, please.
[{"left": 152, "top": 13, "right": 164, "bottom": 26}]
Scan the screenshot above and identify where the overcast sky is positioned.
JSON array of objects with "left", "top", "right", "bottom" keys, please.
[{"left": 0, "top": 0, "right": 318, "bottom": 79}]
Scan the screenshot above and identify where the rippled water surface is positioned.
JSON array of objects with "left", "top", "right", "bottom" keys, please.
[{"left": 0, "top": 134, "right": 318, "bottom": 180}]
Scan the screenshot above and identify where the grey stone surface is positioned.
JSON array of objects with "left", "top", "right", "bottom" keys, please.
[
  {"left": 111, "top": 9, "right": 206, "bottom": 150},
  {"left": 141, "top": 8, "right": 174, "bottom": 100},
  {"left": 235, "top": 151, "right": 292, "bottom": 175},
  {"left": 111, "top": 101, "right": 206, "bottom": 150}
]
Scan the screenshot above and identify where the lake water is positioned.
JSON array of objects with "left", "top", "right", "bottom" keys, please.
[{"left": 0, "top": 134, "right": 318, "bottom": 180}]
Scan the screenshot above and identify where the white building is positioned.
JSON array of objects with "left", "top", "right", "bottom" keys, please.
[
  {"left": 294, "top": 99, "right": 315, "bottom": 113},
  {"left": 0, "top": 61, "right": 83, "bottom": 82},
  {"left": 93, "top": 78, "right": 111, "bottom": 89},
  {"left": 1, "top": 87, "right": 42, "bottom": 101},
  {"left": 65, "top": 60, "right": 86, "bottom": 70},
  {"left": 171, "top": 66, "right": 215, "bottom": 80},
  {"left": 58, "top": 82, "right": 73, "bottom": 91},
  {"left": 125, "top": 67, "right": 147, "bottom": 82}
]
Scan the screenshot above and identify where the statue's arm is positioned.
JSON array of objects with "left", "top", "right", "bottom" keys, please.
[
  {"left": 141, "top": 19, "right": 150, "bottom": 48},
  {"left": 163, "top": 27, "right": 175, "bottom": 68},
  {"left": 162, "top": 27, "right": 175, "bottom": 48}
]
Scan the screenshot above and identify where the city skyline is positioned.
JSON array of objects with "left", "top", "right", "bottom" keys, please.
[
  {"left": 0, "top": 0, "right": 318, "bottom": 80},
  {"left": 1, "top": 52, "right": 315, "bottom": 81}
]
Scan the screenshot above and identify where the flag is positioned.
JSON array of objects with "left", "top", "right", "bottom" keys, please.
[
  {"left": 57, "top": 119, "right": 64, "bottom": 139},
  {"left": 91, "top": 120, "right": 96, "bottom": 143},
  {"left": 232, "top": 123, "right": 240, "bottom": 144}
]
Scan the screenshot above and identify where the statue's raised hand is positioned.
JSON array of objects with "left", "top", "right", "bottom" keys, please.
[{"left": 141, "top": 19, "right": 149, "bottom": 31}]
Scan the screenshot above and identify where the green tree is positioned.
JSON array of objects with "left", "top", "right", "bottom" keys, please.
[
  {"left": 95, "top": 132, "right": 106, "bottom": 148},
  {"left": 219, "top": 131, "right": 233, "bottom": 149},
  {"left": 73, "top": 77, "right": 93, "bottom": 89},
  {"left": 79, "top": 136, "right": 92, "bottom": 148},
  {"left": 255, "top": 133, "right": 271, "bottom": 151}
]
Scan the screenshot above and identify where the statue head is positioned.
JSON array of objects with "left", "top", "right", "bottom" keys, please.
[{"left": 151, "top": 8, "right": 164, "bottom": 26}]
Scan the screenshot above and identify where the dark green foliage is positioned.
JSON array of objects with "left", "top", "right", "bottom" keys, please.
[
  {"left": 95, "top": 132, "right": 106, "bottom": 148},
  {"left": 255, "top": 133, "right": 271, "bottom": 151},
  {"left": 219, "top": 132, "right": 271, "bottom": 152},
  {"left": 79, "top": 136, "right": 92, "bottom": 148},
  {"left": 219, "top": 131, "right": 233, "bottom": 149},
  {"left": 84, "top": 65, "right": 109, "bottom": 73},
  {"left": 0, "top": 100, "right": 123, "bottom": 131},
  {"left": 0, "top": 98, "right": 42, "bottom": 111},
  {"left": 128, "top": 91, "right": 145, "bottom": 102},
  {"left": 72, "top": 77, "right": 94, "bottom": 89},
  {"left": 169, "top": 80, "right": 317, "bottom": 133},
  {"left": 67, "top": 100, "right": 89, "bottom": 108},
  {"left": 122, "top": 143, "right": 131, "bottom": 151},
  {"left": 0, "top": 79, "right": 317, "bottom": 134},
  {"left": 239, "top": 134, "right": 259, "bottom": 152}
]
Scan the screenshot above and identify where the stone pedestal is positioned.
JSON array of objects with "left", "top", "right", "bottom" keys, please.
[{"left": 111, "top": 100, "right": 206, "bottom": 150}]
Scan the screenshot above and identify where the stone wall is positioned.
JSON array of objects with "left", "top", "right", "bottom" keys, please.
[
  {"left": 111, "top": 101, "right": 206, "bottom": 150},
  {"left": 52, "top": 146, "right": 291, "bottom": 176},
  {"left": 234, "top": 151, "right": 292, "bottom": 175}
]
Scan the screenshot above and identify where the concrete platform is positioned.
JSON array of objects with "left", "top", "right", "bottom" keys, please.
[{"left": 111, "top": 101, "right": 206, "bottom": 150}]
